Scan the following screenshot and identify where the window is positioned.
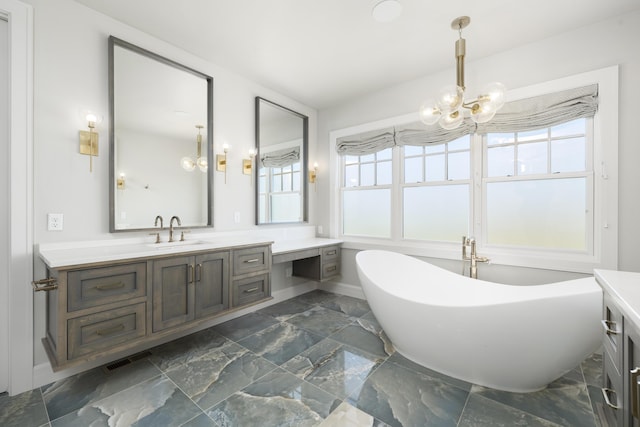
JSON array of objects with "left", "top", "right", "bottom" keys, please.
[
  {"left": 258, "top": 162, "right": 302, "bottom": 223},
  {"left": 331, "top": 67, "right": 618, "bottom": 272},
  {"left": 483, "top": 119, "right": 591, "bottom": 252},
  {"left": 342, "top": 149, "right": 392, "bottom": 237},
  {"left": 402, "top": 136, "right": 471, "bottom": 242}
]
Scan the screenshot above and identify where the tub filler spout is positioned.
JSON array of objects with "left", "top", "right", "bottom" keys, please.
[{"left": 462, "top": 236, "right": 489, "bottom": 279}]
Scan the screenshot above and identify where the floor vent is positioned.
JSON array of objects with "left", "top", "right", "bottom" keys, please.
[{"left": 102, "top": 350, "right": 152, "bottom": 373}]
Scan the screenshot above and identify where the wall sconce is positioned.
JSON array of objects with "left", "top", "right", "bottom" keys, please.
[
  {"left": 309, "top": 162, "right": 318, "bottom": 188},
  {"left": 243, "top": 148, "right": 256, "bottom": 176},
  {"left": 216, "top": 143, "right": 229, "bottom": 183},
  {"left": 79, "top": 112, "right": 100, "bottom": 172},
  {"left": 117, "top": 172, "right": 126, "bottom": 190}
]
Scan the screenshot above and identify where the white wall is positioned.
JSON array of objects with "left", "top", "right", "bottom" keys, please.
[
  {"left": 317, "top": 11, "right": 640, "bottom": 282},
  {"left": 25, "top": 0, "right": 318, "bottom": 366},
  {"left": 0, "top": 14, "right": 9, "bottom": 393}
]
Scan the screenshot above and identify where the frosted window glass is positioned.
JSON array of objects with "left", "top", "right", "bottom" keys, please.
[
  {"left": 271, "top": 193, "right": 301, "bottom": 223},
  {"left": 361, "top": 163, "right": 375, "bottom": 186},
  {"left": 487, "top": 133, "right": 514, "bottom": 146},
  {"left": 551, "top": 118, "right": 585, "bottom": 138},
  {"left": 425, "top": 154, "right": 445, "bottom": 181},
  {"left": 448, "top": 152, "right": 470, "bottom": 180},
  {"left": 486, "top": 178, "right": 586, "bottom": 250},
  {"left": 404, "top": 145, "right": 423, "bottom": 156},
  {"left": 551, "top": 137, "right": 585, "bottom": 172},
  {"left": 343, "top": 189, "right": 391, "bottom": 237},
  {"left": 487, "top": 146, "right": 514, "bottom": 177},
  {"left": 377, "top": 148, "right": 392, "bottom": 160},
  {"left": 404, "top": 157, "right": 422, "bottom": 183},
  {"left": 404, "top": 185, "right": 469, "bottom": 241},
  {"left": 517, "top": 142, "right": 547, "bottom": 175},
  {"left": 345, "top": 165, "right": 359, "bottom": 187},
  {"left": 377, "top": 161, "right": 392, "bottom": 185}
]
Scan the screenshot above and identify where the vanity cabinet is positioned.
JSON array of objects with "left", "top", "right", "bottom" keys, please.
[
  {"left": 597, "top": 270, "right": 640, "bottom": 427},
  {"left": 231, "top": 245, "right": 271, "bottom": 308},
  {"left": 152, "top": 251, "right": 229, "bottom": 332},
  {"left": 283, "top": 244, "right": 341, "bottom": 281},
  {"left": 42, "top": 243, "right": 271, "bottom": 371}
]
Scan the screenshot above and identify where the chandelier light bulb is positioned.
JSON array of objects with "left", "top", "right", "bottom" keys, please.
[
  {"left": 482, "top": 82, "right": 506, "bottom": 111},
  {"left": 438, "top": 109, "right": 464, "bottom": 130},
  {"left": 181, "top": 156, "right": 196, "bottom": 172},
  {"left": 436, "top": 85, "right": 464, "bottom": 112},
  {"left": 470, "top": 104, "right": 497, "bottom": 124},
  {"left": 197, "top": 157, "right": 208, "bottom": 172},
  {"left": 419, "top": 99, "right": 441, "bottom": 125}
]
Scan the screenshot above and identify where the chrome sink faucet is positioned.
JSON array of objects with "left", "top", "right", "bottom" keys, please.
[
  {"left": 462, "top": 236, "right": 490, "bottom": 279},
  {"left": 169, "top": 216, "right": 181, "bottom": 242}
]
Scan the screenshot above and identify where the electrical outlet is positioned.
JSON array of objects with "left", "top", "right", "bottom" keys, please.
[
  {"left": 317, "top": 225, "right": 323, "bottom": 235},
  {"left": 285, "top": 267, "right": 293, "bottom": 278},
  {"left": 47, "top": 213, "right": 64, "bottom": 231},
  {"left": 234, "top": 212, "right": 240, "bottom": 223}
]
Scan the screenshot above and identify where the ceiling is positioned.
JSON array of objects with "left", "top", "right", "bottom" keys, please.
[{"left": 73, "top": 0, "right": 640, "bottom": 110}]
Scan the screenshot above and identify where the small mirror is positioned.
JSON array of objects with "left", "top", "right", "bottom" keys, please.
[
  {"left": 109, "top": 36, "right": 213, "bottom": 232},
  {"left": 255, "top": 97, "right": 308, "bottom": 225}
]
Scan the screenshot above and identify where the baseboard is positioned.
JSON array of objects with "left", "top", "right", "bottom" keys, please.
[
  {"left": 32, "top": 281, "right": 319, "bottom": 389},
  {"left": 318, "top": 280, "right": 365, "bottom": 300}
]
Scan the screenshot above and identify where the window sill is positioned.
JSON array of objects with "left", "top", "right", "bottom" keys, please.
[{"left": 339, "top": 238, "right": 609, "bottom": 274}]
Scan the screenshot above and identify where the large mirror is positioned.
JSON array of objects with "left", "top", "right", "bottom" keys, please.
[
  {"left": 255, "top": 97, "right": 308, "bottom": 225},
  {"left": 109, "top": 36, "right": 213, "bottom": 232}
]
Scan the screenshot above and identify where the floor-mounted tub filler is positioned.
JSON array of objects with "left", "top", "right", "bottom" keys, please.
[{"left": 355, "top": 250, "right": 602, "bottom": 392}]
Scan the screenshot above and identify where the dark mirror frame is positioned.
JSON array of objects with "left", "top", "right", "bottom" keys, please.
[
  {"left": 255, "top": 97, "right": 309, "bottom": 225},
  {"left": 108, "top": 36, "right": 214, "bottom": 232}
]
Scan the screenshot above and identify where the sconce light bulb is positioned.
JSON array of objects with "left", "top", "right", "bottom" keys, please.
[
  {"left": 313, "top": 162, "right": 319, "bottom": 170},
  {"left": 222, "top": 143, "right": 230, "bottom": 153},
  {"left": 248, "top": 148, "right": 256, "bottom": 157}
]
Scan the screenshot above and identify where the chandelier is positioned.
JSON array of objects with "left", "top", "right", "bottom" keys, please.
[
  {"left": 181, "top": 125, "right": 208, "bottom": 172},
  {"left": 419, "top": 16, "right": 506, "bottom": 130}
]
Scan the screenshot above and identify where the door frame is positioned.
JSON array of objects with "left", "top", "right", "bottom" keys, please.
[{"left": 0, "top": 0, "right": 34, "bottom": 396}]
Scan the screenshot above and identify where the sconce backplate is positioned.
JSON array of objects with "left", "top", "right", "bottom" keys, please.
[
  {"left": 79, "top": 130, "right": 99, "bottom": 155},
  {"left": 216, "top": 154, "right": 227, "bottom": 172},
  {"left": 242, "top": 159, "right": 252, "bottom": 175}
]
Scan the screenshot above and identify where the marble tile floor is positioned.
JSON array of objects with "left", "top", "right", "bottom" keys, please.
[{"left": 0, "top": 290, "right": 604, "bottom": 427}]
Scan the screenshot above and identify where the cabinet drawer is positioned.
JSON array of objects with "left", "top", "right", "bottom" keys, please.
[
  {"left": 602, "top": 349, "right": 624, "bottom": 427},
  {"left": 604, "top": 293, "right": 623, "bottom": 372},
  {"left": 321, "top": 246, "right": 340, "bottom": 262},
  {"left": 233, "top": 246, "right": 270, "bottom": 276},
  {"left": 67, "top": 303, "right": 146, "bottom": 360},
  {"left": 67, "top": 263, "right": 146, "bottom": 312},
  {"left": 322, "top": 261, "right": 340, "bottom": 280},
  {"left": 232, "top": 273, "right": 269, "bottom": 307}
]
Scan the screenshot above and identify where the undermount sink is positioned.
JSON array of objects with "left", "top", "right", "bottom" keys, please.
[{"left": 147, "top": 240, "right": 204, "bottom": 249}]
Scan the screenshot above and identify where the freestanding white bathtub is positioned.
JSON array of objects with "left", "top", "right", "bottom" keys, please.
[{"left": 356, "top": 250, "right": 602, "bottom": 392}]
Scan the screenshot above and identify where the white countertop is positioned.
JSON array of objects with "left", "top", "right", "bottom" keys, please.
[
  {"left": 39, "top": 236, "right": 274, "bottom": 269},
  {"left": 595, "top": 269, "right": 640, "bottom": 329},
  {"left": 39, "top": 236, "right": 343, "bottom": 269},
  {"left": 271, "top": 238, "right": 343, "bottom": 255}
]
